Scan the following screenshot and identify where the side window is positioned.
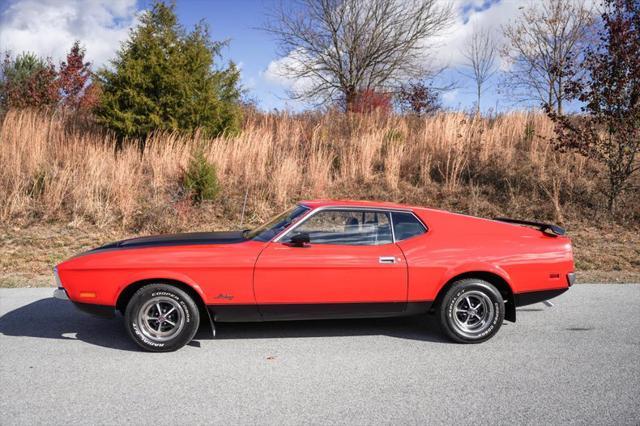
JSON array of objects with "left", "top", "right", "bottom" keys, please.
[
  {"left": 284, "top": 210, "right": 393, "bottom": 246},
  {"left": 392, "top": 212, "right": 426, "bottom": 241}
]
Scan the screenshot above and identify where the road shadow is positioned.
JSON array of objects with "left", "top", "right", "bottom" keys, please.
[
  {"left": 0, "top": 298, "right": 137, "bottom": 351},
  {"left": 0, "top": 298, "right": 448, "bottom": 351}
]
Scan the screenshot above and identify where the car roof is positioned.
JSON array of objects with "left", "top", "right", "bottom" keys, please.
[{"left": 298, "top": 199, "right": 432, "bottom": 212}]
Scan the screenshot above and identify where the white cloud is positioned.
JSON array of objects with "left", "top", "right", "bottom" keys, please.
[
  {"left": 261, "top": 52, "right": 315, "bottom": 110},
  {"left": 428, "top": 0, "right": 523, "bottom": 69},
  {"left": 442, "top": 88, "right": 459, "bottom": 103},
  {"left": 433, "top": 0, "right": 598, "bottom": 70},
  {"left": 263, "top": 55, "right": 292, "bottom": 86},
  {"left": 0, "top": 0, "right": 139, "bottom": 67},
  {"left": 263, "top": 47, "right": 317, "bottom": 93}
]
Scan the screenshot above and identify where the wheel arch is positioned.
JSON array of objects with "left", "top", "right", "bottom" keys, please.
[
  {"left": 433, "top": 271, "right": 516, "bottom": 322},
  {"left": 115, "top": 278, "right": 213, "bottom": 331}
]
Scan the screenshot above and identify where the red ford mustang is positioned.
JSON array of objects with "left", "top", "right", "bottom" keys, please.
[{"left": 54, "top": 200, "right": 575, "bottom": 351}]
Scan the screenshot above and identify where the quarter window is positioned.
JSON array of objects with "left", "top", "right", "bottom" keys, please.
[
  {"left": 392, "top": 212, "right": 426, "bottom": 241},
  {"left": 283, "top": 210, "right": 393, "bottom": 246}
]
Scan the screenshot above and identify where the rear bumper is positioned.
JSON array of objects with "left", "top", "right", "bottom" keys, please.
[
  {"left": 514, "top": 272, "right": 574, "bottom": 307},
  {"left": 514, "top": 288, "right": 569, "bottom": 307}
]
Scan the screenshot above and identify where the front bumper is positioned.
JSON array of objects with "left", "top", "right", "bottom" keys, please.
[
  {"left": 52, "top": 287, "right": 115, "bottom": 318},
  {"left": 53, "top": 267, "right": 69, "bottom": 300},
  {"left": 53, "top": 288, "right": 69, "bottom": 300},
  {"left": 52, "top": 267, "right": 115, "bottom": 318}
]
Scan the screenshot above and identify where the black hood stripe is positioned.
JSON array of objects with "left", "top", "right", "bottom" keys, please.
[{"left": 95, "top": 231, "right": 247, "bottom": 251}]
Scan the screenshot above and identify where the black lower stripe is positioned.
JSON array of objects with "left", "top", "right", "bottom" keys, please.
[{"left": 208, "top": 301, "right": 433, "bottom": 322}]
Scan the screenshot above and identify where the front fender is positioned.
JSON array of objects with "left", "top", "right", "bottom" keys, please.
[{"left": 112, "top": 270, "right": 206, "bottom": 306}]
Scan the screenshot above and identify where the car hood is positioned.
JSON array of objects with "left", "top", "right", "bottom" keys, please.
[{"left": 94, "top": 231, "right": 247, "bottom": 251}]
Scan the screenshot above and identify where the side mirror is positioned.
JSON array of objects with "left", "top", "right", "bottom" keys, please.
[{"left": 288, "top": 232, "right": 310, "bottom": 247}]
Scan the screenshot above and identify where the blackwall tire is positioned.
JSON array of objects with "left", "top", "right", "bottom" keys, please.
[
  {"left": 438, "top": 278, "right": 504, "bottom": 343},
  {"left": 124, "top": 284, "right": 200, "bottom": 352}
]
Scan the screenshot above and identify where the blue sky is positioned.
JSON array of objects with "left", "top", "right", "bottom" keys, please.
[
  {"left": 0, "top": 0, "right": 541, "bottom": 112},
  {"left": 170, "top": 0, "right": 294, "bottom": 110}
]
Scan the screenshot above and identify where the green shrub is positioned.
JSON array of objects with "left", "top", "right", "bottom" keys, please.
[
  {"left": 384, "top": 128, "right": 405, "bottom": 143},
  {"left": 183, "top": 150, "right": 219, "bottom": 203}
]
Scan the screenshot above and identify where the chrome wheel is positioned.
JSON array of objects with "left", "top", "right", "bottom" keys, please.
[
  {"left": 451, "top": 290, "right": 495, "bottom": 337},
  {"left": 136, "top": 296, "right": 186, "bottom": 343}
]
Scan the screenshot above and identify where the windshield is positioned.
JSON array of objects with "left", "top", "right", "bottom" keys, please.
[{"left": 245, "top": 205, "right": 310, "bottom": 242}]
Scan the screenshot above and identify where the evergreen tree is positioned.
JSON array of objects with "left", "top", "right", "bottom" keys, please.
[{"left": 96, "top": 1, "right": 242, "bottom": 140}]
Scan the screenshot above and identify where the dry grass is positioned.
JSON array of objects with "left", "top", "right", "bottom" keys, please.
[
  {"left": 3, "top": 108, "right": 636, "bottom": 230},
  {"left": 0, "top": 108, "right": 638, "bottom": 286}
]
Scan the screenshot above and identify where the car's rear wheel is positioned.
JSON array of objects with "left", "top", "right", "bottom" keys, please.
[
  {"left": 125, "top": 284, "right": 200, "bottom": 352},
  {"left": 438, "top": 278, "right": 504, "bottom": 343}
]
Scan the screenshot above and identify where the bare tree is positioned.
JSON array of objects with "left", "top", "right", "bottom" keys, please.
[
  {"left": 264, "top": 0, "right": 452, "bottom": 111},
  {"left": 461, "top": 26, "right": 497, "bottom": 115},
  {"left": 501, "top": 0, "right": 594, "bottom": 114}
]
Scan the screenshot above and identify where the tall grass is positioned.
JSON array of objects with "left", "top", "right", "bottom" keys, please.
[{"left": 0, "top": 109, "right": 633, "bottom": 233}]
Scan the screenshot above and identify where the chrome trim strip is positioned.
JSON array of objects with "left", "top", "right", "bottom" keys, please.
[
  {"left": 389, "top": 210, "right": 397, "bottom": 242},
  {"left": 273, "top": 205, "right": 425, "bottom": 243}
]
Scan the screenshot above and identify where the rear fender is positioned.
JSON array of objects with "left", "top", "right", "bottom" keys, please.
[
  {"left": 436, "top": 262, "right": 516, "bottom": 322},
  {"left": 439, "top": 262, "right": 512, "bottom": 291}
]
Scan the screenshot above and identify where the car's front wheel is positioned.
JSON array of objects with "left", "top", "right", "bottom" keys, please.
[
  {"left": 437, "top": 278, "right": 504, "bottom": 343},
  {"left": 125, "top": 284, "right": 200, "bottom": 352}
]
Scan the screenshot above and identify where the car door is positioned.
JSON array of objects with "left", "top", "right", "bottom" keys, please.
[{"left": 253, "top": 209, "right": 408, "bottom": 319}]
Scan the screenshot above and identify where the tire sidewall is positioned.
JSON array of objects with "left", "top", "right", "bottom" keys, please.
[
  {"left": 125, "top": 284, "right": 200, "bottom": 352},
  {"left": 440, "top": 280, "right": 504, "bottom": 343}
]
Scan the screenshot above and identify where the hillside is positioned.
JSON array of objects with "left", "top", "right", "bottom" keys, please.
[{"left": 1, "top": 109, "right": 638, "bottom": 286}]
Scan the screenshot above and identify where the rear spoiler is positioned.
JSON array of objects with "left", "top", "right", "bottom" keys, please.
[{"left": 493, "top": 217, "right": 566, "bottom": 237}]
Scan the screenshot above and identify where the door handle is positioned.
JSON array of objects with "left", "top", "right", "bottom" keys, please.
[{"left": 379, "top": 256, "right": 396, "bottom": 264}]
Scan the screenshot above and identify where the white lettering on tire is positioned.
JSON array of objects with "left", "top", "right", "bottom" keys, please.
[{"left": 131, "top": 322, "right": 165, "bottom": 347}]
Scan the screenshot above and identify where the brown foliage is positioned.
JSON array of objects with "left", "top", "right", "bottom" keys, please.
[
  {"left": 548, "top": 0, "right": 640, "bottom": 212},
  {"left": 58, "top": 41, "right": 94, "bottom": 111},
  {"left": 1, "top": 54, "right": 59, "bottom": 109},
  {"left": 397, "top": 81, "right": 441, "bottom": 116},
  {"left": 348, "top": 90, "right": 392, "bottom": 114}
]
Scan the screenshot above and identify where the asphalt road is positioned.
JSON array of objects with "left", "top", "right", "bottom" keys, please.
[{"left": 1, "top": 285, "right": 639, "bottom": 425}]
